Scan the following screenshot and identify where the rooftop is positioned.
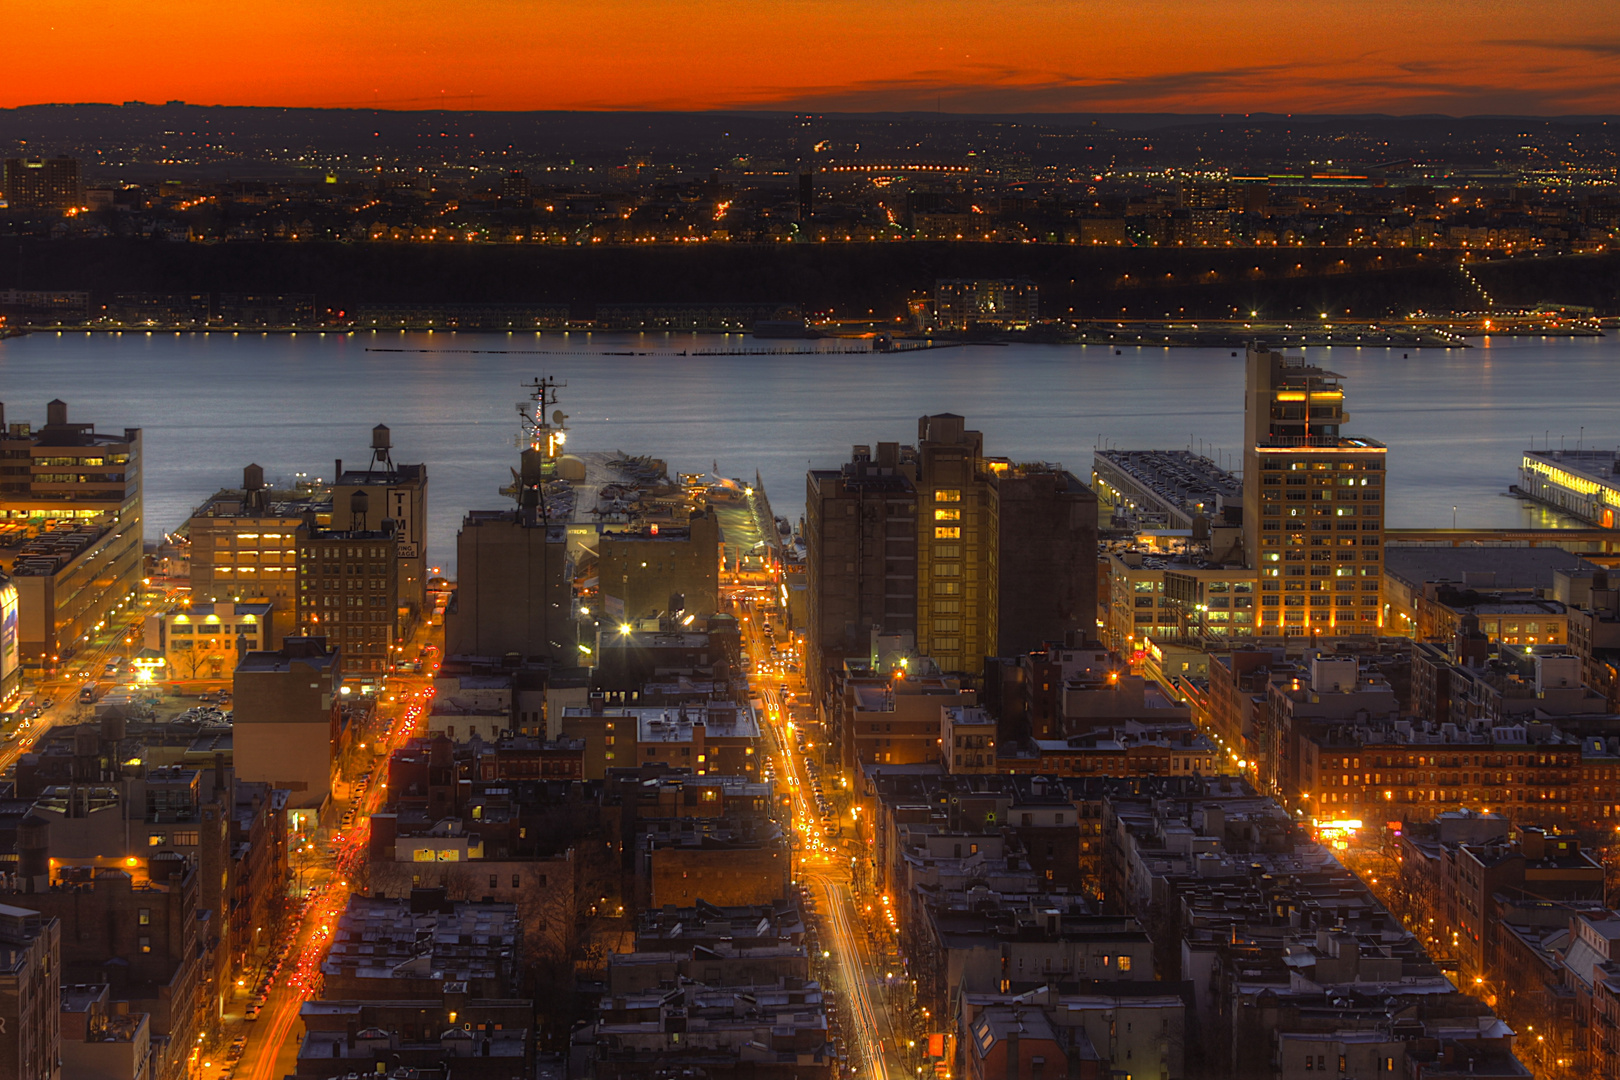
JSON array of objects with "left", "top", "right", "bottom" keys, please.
[
  {"left": 1385, "top": 546, "right": 1599, "bottom": 591},
  {"left": 191, "top": 486, "right": 330, "bottom": 520},
  {"left": 565, "top": 702, "right": 760, "bottom": 742},
  {"left": 323, "top": 895, "right": 520, "bottom": 984},
  {"left": 237, "top": 638, "right": 340, "bottom": 674},
  {"left": 1094, "top": 449, "right": 1242, "bottom": 516},
  {"left": 1524, "top": 449, "right": 1620, "bottom": 490}
]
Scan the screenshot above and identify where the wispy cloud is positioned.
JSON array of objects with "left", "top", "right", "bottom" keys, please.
[
  {"left": 1486, "top": 38, "right": 1620, "bottom": 57},
  {"left": 726, "top": 57, "right": 1620, "bottom": 115}
]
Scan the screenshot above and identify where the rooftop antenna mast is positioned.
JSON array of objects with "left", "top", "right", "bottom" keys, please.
[
  {"left": 517, "top": 375, "right": 569, "bottom": 457},
  {"left": 511, "top": 375, "right": 570, "bottom": 519},
  {"left": 513, "top": 376, "right": 567, "bottom": 657}
]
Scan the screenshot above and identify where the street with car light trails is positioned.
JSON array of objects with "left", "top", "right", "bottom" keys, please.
[
  {"left": 735, "top": 581, "right": 912, "bottom": 1080},
  {"left": 231, "top": 676, "right": 435, "bottom": 1080}
]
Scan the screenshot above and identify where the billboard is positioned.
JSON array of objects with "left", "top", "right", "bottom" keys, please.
[{"left": 0, "top": 578, "right": 18, "bottom": 689}]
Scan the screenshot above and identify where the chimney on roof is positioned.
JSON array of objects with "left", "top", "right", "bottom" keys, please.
[
  {"left": 17, "top": 815, "right": 49, "bottom": 892},
  {"left": 1455, "top": 614, "right": 1489, "bottom": 669}
]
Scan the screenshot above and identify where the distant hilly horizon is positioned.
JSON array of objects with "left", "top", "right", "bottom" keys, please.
[{"left": 5, "top": 103, "right": 1620, "bottom": 127}]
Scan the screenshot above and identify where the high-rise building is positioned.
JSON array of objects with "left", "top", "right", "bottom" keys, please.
[
  {"left": 805, "top": 443, "right": 919, "bottom": 696},
  {"left": 995, "top": 463, "right": 1099, "bottom": 655},
  {"left": 448, "top": 511, "right": 571, "bottom": 662},
  {"left": 446, "top": 379, "right": 576, "bottom": 664},
  {"left": 1173, "top": 178, "right": 1232, "bottom": 245},
  {"left": 1241, "top": 345, "right": 1386, "bottom": 636},
  {"left": 296, "top": 494, "right": 400, "bottom": 681},
  {"left": 0, "top": 400, "right": 142, "bottom": 666},
  {"left": 2, "top": 156, "right": 80, "bottom": 211},
  {"left": 807, "top": 415, "right": 1100, "bottom": 687},
  {"left": 915, "top": 413, "right": 998, "bottom": 673},
  {"left": 499, "top": 170, "right": 531, "bottom": 207},
  {"left": 183, "top": 464, "right": 328, "bottom": 650},
  {"left": 0, "top": 902, "right": 60, "bottom": 1080},
  {"left": 331, "top": 425, "right": 429, "bottom": 624}
]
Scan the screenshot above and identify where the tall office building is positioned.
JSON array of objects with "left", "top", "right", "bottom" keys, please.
[
  {"left": 330, "top": 425, "right": 429, "bottom": 623},
  {"left": 915, "top": 414, "right": 998, "bottom": 673},
  {"left": 184, "top": 464, "right": 328, "bottom": 650},
  {"left": 0, "top": 400, "right": 142, "bottom": 665},
  {"left": 2, "top": 157, "right": 80, "bottom": 211},
  {"left": 996, "top": 463, "right": 1099, "bottom": 655},
  {"left": 807, "top": 415, "right": 1092, "bottom": 682},
  {"left": 499, "top": 170, "right": 531, "bottom": 207},
  {"left": 1242, "top": 345, "right": 1386, "bottom": 636},
  {"left": 296, "top": 492, "right": 400, "bottom": 682},
  {"left": 805, "top": 443, "right": 919, "bottom": 697}
]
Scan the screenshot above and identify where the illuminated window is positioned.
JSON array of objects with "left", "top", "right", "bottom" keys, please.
[
  {"left": 934, "top": 489, "right": 961, "bottom": 502},
  {"left": 934, "top": 508, "right": 961, "bottom": 521},
  {"left": 934, "top": 526, "right": 961, "bottom": 539},
  {"left": 1117, "top": 955, "right": 1132, "bottom": 972}
]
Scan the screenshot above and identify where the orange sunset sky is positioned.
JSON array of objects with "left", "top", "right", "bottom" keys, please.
[{"left": 6, "top": 0, "right": 1620, "bottom": 114}]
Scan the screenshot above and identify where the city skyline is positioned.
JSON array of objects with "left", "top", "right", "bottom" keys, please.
[
  {"left": 3, "top": 10, "right": 1619, "bottom": 1078},
  {"left": 6, "top": 0, "right": 1620, "bottom": 115}
]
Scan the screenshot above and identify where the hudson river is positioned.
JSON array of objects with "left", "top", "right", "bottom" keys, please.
[{"left": 1, "top": 331, "right": 1614, "bottom": 573}]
